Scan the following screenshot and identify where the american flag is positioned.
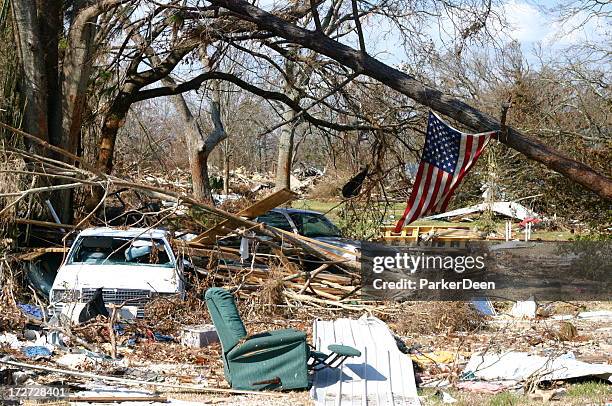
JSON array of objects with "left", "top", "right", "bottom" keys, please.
[{"left": 394, "top": 112, "right": 496, "bottom": 232}]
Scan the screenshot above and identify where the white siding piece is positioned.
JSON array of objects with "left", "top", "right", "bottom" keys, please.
[{"left": 311, "top": 316, "right": 421, "bottom": 405}]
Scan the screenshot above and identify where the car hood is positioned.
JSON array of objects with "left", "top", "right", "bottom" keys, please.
[
  {"left": 51, "top": 264, "right": 180, "bottom": 294},
  {"left": 312, "top": 236, "right": 361, "bottom": 260},
  {"left": 313, "top": 236, "right": 361, "bottom": 250}
]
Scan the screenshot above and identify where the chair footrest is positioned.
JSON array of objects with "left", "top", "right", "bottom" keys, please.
[{"left": 328, "top": 344, "right": 361, "bottom": 357}]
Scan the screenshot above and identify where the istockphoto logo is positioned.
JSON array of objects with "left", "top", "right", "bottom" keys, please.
[{"left": 360, "top": 241, "right": 611, "bottom": 301}]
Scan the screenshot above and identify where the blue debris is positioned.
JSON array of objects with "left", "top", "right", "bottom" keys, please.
[
  {"left": 153, "top": 332, "right": 174, "bottom": 342},
  {"left": 18, "top": 304, "right": 43, "bottom": 320},
  {"left": 21, "top": 346, "right": 52, "bottom": 360},
  {"left": 471, "top": 297, "right": 496, "bottom": 316}
]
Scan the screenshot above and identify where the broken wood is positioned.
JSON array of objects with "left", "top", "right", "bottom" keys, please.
[
  {"left": 191, "top": 188, "right": 297, "bottom": 244},
  {"left": 0, "top": 359, "right": 284, "bottom": 396},
  {"left": 14, "top": 218, "right": 78, "bottom": 230},
  {"left": 16, "top": 246, "right": 69, "bottom": 261}
]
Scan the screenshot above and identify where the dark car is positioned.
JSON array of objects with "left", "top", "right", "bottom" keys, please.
[{"left": 256, "top": 208, "right": 360, "bottom": 260}]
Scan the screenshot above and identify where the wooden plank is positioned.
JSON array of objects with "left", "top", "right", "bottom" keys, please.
[
  {"left": 379, "top": 225, "right": 481, "bottom": 242},
  {"left": 190, "top": 188, "right": 297, "bottom": 244},
  {"left": 14, "top": 218, "right": 77, "bottom": 230},
  {"left": 17, "top": 247, "right": 69, "bottom": 261},
  {"left": 240, "top": 188, "right": 298, "bottom": 218}
]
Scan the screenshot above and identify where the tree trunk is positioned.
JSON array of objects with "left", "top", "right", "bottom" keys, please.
[
  {"left": 275, "top": 110, "right": 296, "bottom": 190},
  {"left": 167, "top": 83, "right": 214, "bottom": 204},
  {"left": 37, "top": 0, "right": 61, "bottom": 147},
  {"left": 38, "top": 0, "right": 74, "bottom": 223},
  {"left": 87, "top": 97, "right": 130, "bottom": 210},
  {"left": 62, "top": 15, "right": 98, "bottom": 156},
  {"left": 275, "top": 59, "right": 300, "bottom": 191},
  {"left": 12, "top": 0, "right": 48, "bottom": 148},
  {"left": 55, "top": 4, "right": 98, "bottom": 223},
  {"left": 190, "top": 148, "right": 211, "bottom": 203},
  {"left": 209, "top": 0, "right": 612, "bottom": 200},
  {"left": 200, "top": 80, "right": 227, "bottom": 203},
  {"left": 223, "top": 139, "right": 230, "bottom": 195}
]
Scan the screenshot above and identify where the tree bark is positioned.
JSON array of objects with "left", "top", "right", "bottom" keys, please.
[
  {"left": 96, "top": 94, "right": 131, "bottom": 175},
  {"left": 201, "top": 79, "right": 227, "bottom": 202},
  {"left": 62, "top": 12, "right": 98, "bottom": 156},
  {"left": 275, "top": 113, "right": 296, "bottom": 190},
  {"left": 275, "top": 60, "right": 299, "bottom": 191},
  {"left": 156, "top": 76, "right": 225, "bottom": 205},
  {"left": 223, "top": 139, "right": 230, "bottom": 195},
  {"left": 12, "top": 0, "right": 48, "bottom": 148},
  {"left": 37, "top": 0, "right": 61, "bottom": 148},
  {"left": 208, "top": 0, "right": 612, "bottom": 200}
]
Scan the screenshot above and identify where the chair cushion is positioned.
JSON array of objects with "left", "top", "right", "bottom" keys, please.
[
  {"left": 328, "top": 344, "right": 361, "bottom": 357},
  {"left": 205, "top": 288, "right": 247, "bottom": 352}
]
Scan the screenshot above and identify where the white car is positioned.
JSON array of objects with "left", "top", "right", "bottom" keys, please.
[{"left": 49, "top": 227, "right": 184, "bottom": 322}]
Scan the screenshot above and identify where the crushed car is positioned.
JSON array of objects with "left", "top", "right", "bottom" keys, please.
[
  {"left": 256, "top": 208, "right": 360, "bottom": 260},
  {"left": 49, "top": 227, "right": 184, "bottom": 322}
]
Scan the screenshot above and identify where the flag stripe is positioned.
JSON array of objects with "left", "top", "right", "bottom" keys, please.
[
  {"left": 440, "top": 135, "right": 489, "bottom": 211},
  {"left": 412, "top": 165, "right": 437, "bottom": 223},
  {"left": 406, "top": 163, "right": 434, "bottom": 224},
  {"left": 438, "top": 134, "right": 480, "bottom": 211},
  {"left": 422, "top": 167, "right": 444, "bottom": 217},
  {"left": 394, "top": 162, "right": 426, "bottom": 232}
]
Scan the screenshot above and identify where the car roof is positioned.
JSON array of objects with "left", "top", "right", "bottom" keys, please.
[
  {"left": 77, "top": 227, "right": 169, "bottom": 239},
  {"left": 270, "top": 208, "right": 324, "bottom": 216}
]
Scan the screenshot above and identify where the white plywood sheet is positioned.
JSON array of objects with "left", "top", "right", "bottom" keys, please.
[{"left": 311, "top": 316, "right": 420, "bottom": 405}]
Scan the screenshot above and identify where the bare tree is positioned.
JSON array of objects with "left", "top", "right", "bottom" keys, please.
[{"left": 196, "top": 0, "right": 611, "bottom": 200}]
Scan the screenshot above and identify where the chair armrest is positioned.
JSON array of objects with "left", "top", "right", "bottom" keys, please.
[{"left": 228, "top": 329, "right": 306, "bottom": 360}]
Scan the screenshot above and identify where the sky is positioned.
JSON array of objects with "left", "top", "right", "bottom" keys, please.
[{"left": 358, "top": 0, "right": 610, "bottom": 66}]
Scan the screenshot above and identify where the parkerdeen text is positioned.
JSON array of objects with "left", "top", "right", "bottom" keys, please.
[{"left": 371, "top": 278, "right": 495, "bottom": 290}]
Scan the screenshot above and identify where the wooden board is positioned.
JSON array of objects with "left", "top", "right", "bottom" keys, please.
[
  {"left": 190, "top": 188, "right": 297, "bottom": 244},
  {"left": 17, "top": 247, "right": 69, "bottom": 261},
  {"left": 379, "top": 225, "right": 481, "bottom": 242}
]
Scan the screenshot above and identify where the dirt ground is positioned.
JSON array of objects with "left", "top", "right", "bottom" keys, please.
[{"left": 8, "top": 301, "right": 612, "bottom": 406}]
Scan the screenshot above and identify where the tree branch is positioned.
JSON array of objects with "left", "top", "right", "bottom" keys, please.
[
  {"left": 133, "top": 71, "right": 378, "bottom": 132},
  {"left": 203, "top": 0, "right": 612, "bottom": 200},
  {"left": 351, "top": 0, "right": 366, "bottom": 53}
]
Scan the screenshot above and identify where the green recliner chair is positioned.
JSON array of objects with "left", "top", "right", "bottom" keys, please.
[{"left": 204, "top": 287, "right": 361, "bottom": 391}]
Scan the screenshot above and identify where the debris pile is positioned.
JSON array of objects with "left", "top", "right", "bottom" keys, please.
[{"left": 0, "top": 125, "right": 610, "bottom": 405}]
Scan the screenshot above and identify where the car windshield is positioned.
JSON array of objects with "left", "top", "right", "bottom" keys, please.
[
  {"left": 256, "top": 211, "right": 293, "bottom": 232},
  {"left": 68, "top": 236, "right": 173, "bottom": 267},
  {"left": 289, "top": 212, "right": 342, "bottom": 238}
]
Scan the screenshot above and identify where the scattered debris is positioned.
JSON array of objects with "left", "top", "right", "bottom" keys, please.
[
  {"left": 510, "top": 296, "right": 538, "bottom": 319},
  {"left": 462, "top": 351, "right": 612, "bottom": 383},
  {"left": 21, "top": 345, "right": 52, "bottom": 360},
  {"left": 181, "top": 325, "right": 219, "bottom": 348},
  {"left": 436, "top": 390, "right": 458, "bottom": 403},
  {"left": 423, "top": 201, "right": 539, "bottom": 221},
  {"left": 0, "top": 128, "right": 608, "bottom": 405},
  {"left": 455, "top": 381, "right": 506, "bottom": 394}
]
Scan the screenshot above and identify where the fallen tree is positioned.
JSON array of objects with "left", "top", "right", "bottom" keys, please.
[{"left": 201, "top": 0, "right": 612, "bottom": 200}]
